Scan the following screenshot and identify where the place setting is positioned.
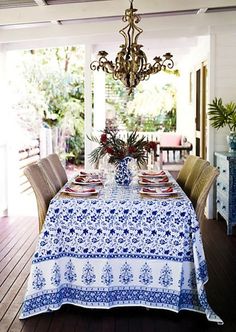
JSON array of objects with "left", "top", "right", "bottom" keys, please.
[
  {"left": 138, "top": 170, "right": 167, "bottom": 178},
  {"left": 72, "top": 174, "right": 103, "bottom": 186},
  {"left": 138, "top": 176, "right": 172, "bottom": 186},
  {"left": 139, "top": 186, "right": 178, "bottom": 198},
  {"left": 61, "top": 186, "right": 99, "bottom": 197}
]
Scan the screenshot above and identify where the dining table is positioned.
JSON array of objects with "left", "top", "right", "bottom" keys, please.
[{"left": 20, "top": 171, "right": 222, "bottom": 324}]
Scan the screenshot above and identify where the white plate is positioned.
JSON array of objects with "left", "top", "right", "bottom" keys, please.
[
  {"left": 73, "top": 180, "right": 103, "bottom": 186},
  {"left": 61, "top": 188, "right": 98, "bottom": 197},
  {"left": 138, "top": 180, "right": 172, "bottom": 187},
  {"left": 77, "top": 171, "right": 98, "bottom": 178},
  {"left": 140, "top": 188, "right": 177, "bottom": 197},
  {"left": 138, "top": 172, "right": 167, "bottom": 178}
]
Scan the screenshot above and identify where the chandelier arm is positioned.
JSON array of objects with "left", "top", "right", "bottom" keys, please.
[{"left": 163, "top": 58, "right": 174, "bottom": 69}]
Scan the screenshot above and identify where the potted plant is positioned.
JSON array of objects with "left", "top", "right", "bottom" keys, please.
[{"left": 208, "top": 97, "right": 236, "bottom": 152}]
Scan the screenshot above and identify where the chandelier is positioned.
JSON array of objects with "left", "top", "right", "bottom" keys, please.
[{"left": 90, "top": 0, "right": 174, "bottom": 94}]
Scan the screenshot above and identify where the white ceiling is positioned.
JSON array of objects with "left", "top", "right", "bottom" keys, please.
[{"left": 0, "top": 0, "right": 236, "bottom": 65}]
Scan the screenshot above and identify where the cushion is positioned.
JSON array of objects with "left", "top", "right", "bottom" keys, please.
[{"left": 159, "top": 133, "right": 182, "bottom": 147}]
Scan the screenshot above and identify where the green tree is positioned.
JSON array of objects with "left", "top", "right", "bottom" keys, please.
[
  {"left": 11, "top": 46, "right": 85, "bottom": 164},
  {"left": 105, "top": 71, "right": 178, "bottom": 132}
]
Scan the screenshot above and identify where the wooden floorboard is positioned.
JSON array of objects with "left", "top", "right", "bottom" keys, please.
[
  {"left": 0, "top": 215, "right": 236, "bottom": 332},
  {"left": 0, "top": 238, "right": 38, "bottom": 318}
]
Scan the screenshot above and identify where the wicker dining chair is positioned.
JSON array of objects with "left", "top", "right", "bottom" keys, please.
[
  {"left": 47, "top": 153, "right": 68, "bottom": 187},
  {"left": 190, "top": 165, "right": 220, "bottom": 222},
  {"left": 183, "top": 158, "right": 210, "bottom": 197},
  {"left": 38, "top": 158, "right": 62, "bottom": 193},
  {"left": 176, "top": 155, "right": 199, "bottom": 189},
  {"left": 24, "top": 163, "right": 56, "bottom": 232}
]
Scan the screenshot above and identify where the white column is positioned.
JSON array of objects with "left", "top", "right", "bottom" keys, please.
[
  {"left": 0, "top": 47, "right": 9, "bottom": 216},
  {"left": 206, "top": 32, "right": 216, "bottom": 219},
  {"left": 84, "top": 44, "right": 93, "bottom": 169},
  {"left": 94, "top": 70, "right": 106, "bottom": 132}
]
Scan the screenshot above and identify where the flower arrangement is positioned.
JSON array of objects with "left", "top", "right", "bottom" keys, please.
[{"left": 88, "top": 129, "right": 157, "bottom": 167}]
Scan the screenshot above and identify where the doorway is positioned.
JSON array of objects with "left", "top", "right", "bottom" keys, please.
[{"left": 195, "top": 61, "right": 207, "bottom": 159}]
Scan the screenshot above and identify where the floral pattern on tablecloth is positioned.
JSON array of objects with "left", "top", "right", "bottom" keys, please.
[{"left": 20, "top": 181, "right": 222, "bottom": 324}]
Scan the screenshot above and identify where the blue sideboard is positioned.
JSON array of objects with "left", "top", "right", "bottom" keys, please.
[{"left": 214, "top": 151, "right": 236, "bottom": 235}]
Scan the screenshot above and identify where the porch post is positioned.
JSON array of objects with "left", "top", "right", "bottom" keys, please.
[
  {"left": 93, "top": 70, "right": 106, "bottom": 132},
  {"left": 84, "top": 44, "right": 93, "bottom": 169},
  {"left": 0, "top": 47, "right": 8, "bottom": 216}
]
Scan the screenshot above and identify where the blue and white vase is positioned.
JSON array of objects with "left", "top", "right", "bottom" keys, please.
[
  {"left": 115, "top": 156, "right": 132, "bottom": 186},
  {"left": 227, "top": 132, "right": 236, "bottom": 152}
]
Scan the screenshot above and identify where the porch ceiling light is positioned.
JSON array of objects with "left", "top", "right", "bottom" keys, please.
[{"left": 90, "top": 0, "right": 174, "bottom": 94}]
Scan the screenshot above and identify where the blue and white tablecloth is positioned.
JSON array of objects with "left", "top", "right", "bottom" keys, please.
[{"left": 20, "top": 179, "right": 222, "bottom": 323}]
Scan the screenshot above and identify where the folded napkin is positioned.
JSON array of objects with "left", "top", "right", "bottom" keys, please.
[
  {"left": 75, "top": 176, "right": 85, "bottom": 182},
  {"left": 65, "top": 187, "right": 96, "bottom": 193},
  {"left": 64, "top": 187, "right": 77, "bottom": 193},
  {"left": 75, "top": 177, "right": 101, "bottom": 184},
  {"left": 79, "top": 171, "right": 89, "bottom": 177},
  {"left": 142, "top": 187, "right": 173, "bottom": 194},
  {"left": 142, "top": 188, "right": 157, "bottom": 193},
  {"left": 142, "top": 170, "right": 166, "bottom": 176},
  {"left": 158, "top": 176, "right": 169, "bottom": 183},
  {"left": 141, "top": 178, "right": 156, "bottom": 183},
  {"left": 87, "top": 179, "right": 102, "bottom": 184},
  {"left": 161, "top": 187, "right": 173, "bottom": 193}
]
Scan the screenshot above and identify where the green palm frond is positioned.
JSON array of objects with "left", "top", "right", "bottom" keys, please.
[
  {"left": 208, "top": 98, "right": 236, "bottom": 131},
  {"left": 86, "top": 134, "right": 100, "bottom": 143},
  {"left": 89, "top": 146, "right": 105, "bottom": 164}
]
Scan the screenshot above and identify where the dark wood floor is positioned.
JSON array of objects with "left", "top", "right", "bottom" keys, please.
[{"left": 0, "top": 214, "right": 236, "bottom": 332}]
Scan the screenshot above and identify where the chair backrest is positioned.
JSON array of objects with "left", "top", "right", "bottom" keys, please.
[
  {"left": 176, "top": 155, "right": 199, "bottom": 188},
  {"left": 190, "top": 165, "right": 220, "bottom": 221},
  {"left": 38, "top": 158, "right": 62, "bottom": 193},
  {"left": 183, "top": 158, "right": 210, "bottom": 196},
  {"left": 24, "top": 163, "right": 56, "bottom": 232},
  {"left": 47, "top": 153, "right": 68, "bottom": 187}
]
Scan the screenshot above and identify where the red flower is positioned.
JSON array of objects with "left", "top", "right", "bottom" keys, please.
[
  {"left": 106, "top": 146, "right": 114, "bottom": 154},
  {"left": 100, "top": 133, "right": 107, "bottom": 144},
  {"left": 118, "top": 152, "right": 125, "bottom": 159},
  {"left": 148, "top": 141, "right": 157, "bottom": 151},
  {"left": 128, "top": 146, "right": 137, "bottom": 154}
]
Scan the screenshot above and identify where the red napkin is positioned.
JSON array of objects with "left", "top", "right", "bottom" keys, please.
[
  {"left": 80, "top": 188, "right": 96, "bottom": 193},
  {"left": 142, "top": 188, "right": 156, "bottom": 193},
  {"left": 158, "top": 176, "right": 169, "bottom": 183},
  {"left": 65, "top": 187, "right": 96, "bottom": 193},
  {"left": 142, "top": 170, "right": 166, "bottom": 176},
  {"left": 65, "top": 187, "right": 77, "bottom": 192},
  {"left": 161, "top": 187, "right": 173, "bottom": 193},
  {"left": 79, "top": 171, "right": 88, "bottom": 177},
  {"left": 75, "top": 177, "right": 85, "bottom": 182},
  {"left": 87, "top": 179, "right": 102, "bottom": 184},
  {"left": 141, "top": 178, "right": 155, "bottom": 183},
  {"left": 75, "top": 176, "right": 101, "bottom": 184}
]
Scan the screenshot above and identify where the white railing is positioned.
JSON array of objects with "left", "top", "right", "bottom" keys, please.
[{"left": 117, "top": 131, "right": 160, "bottom": 142}]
